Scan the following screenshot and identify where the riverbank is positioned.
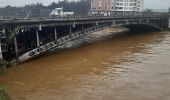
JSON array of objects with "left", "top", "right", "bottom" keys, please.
[
  {"left": 0, "top": 59, "right": 7, "bottom": 74},
  {"left": 0, "top": 85, "right": 10, "bottom": 100}
]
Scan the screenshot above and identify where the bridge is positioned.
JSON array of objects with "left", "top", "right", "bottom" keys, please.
[{"left": 0, "top": 12, "right": 169, "bottom": 64}]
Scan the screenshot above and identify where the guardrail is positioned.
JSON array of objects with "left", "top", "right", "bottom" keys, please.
[{"left": 0, "top": 11, "right": 166, "bottom": 21}]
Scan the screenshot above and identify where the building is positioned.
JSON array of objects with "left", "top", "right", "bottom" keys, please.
[
  {"left": 91, "top": 0, "right": 144, "bottom": 12},
  {"left": 114, "top": 0, "right": 144, "bottom": 12},
  {"left": 91, "top": 0, "right": 111, "bottom": 11}
]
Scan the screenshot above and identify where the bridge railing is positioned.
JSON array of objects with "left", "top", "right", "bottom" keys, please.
[
  {"left": 36, "top": 11, "right": 165, "bottom": 19},
  {"left": 0, "top": 11, "right": 166, "bottom": 21}
]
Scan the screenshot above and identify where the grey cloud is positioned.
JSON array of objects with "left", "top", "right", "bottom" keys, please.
[{"left": 144, "top": 0, "right": 170, "bottom": 9}]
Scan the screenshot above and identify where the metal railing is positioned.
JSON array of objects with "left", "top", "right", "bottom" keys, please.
[{"left": 0, "top": 11, "right": 166, "bottom": 21}]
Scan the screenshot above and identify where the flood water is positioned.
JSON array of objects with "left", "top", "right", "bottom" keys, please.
[{"left": 0, "top": 30, "right": 170, "bottom": 100}]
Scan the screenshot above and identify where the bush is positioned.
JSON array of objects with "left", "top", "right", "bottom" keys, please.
[
  {"left": 0, "top": 85, "right": 10, "bottom": 100},
  {"left": 0, "top": 59, "right": 8, "bottom": 74}
]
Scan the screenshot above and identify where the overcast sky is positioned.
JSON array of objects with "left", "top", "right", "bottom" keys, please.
[{"left": 0, "top": 0, "right": 170, "bottom": 9}]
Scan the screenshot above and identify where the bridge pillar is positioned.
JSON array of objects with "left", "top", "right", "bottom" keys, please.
[
  {"left": 112, "top": 20, "right": 115, "bottom": 26},
  {"left": 82, "top": 25, "right": 84, "bottom": 34},
  {"left": 70, "top": 26, "right": 72, "bottom": 34},
  {"left": 54, "top": 28, "right": 57, "bottom": 40},
  {"left": 2, "top": 29, "right": 5, "bottom": 35},
  {"left": 39, "top": 24, "right": 42, "bottom": 31},
  {"left": 73, "top": 22, "right": 75, "bottom": 28},
  {"left": 147, "top": 19, "right": 149, "bottom": 23},
  {"left": 0, "top": 43, "right": 2, "bottom": 59},
  {"left": 139, "top": 19, "right": 142, "bottom": 24},
  {"left": 14, "top": 36, "right": 20, "bottom": 64},
  {"left": 96, "top": 22, "right": 98, "bottom": 26},
  {"left": 36, "top": 29, "right": 40, "bottom": 47}
]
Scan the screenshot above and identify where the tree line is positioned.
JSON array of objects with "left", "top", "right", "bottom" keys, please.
[{"left": 0, "top": 0, "right": 90, "bottom": 18}]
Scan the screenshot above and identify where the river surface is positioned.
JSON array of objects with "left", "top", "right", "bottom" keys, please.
[{"left": 0, "top": 30, "right": 170, "bottom": 100}]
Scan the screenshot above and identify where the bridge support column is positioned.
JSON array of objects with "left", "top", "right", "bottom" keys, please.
[
  {"left": 54, "top": 28, "right": 57, "bottom": 40},
  {"left": 139, "top": 19, "right": 142, "bottom": 24},
  {"left": 14, "top": 36, "right": 20, "bottom": 64},
  {"left": 36, "top": 29, "right": 40, "bottom": 47},
  {"left": 69, "top": 26, "right": 72, "bottom": 34},
  {"left": 82, "top": 25, "right": 84, "bottom": 34},
  {"left": 112, "top": 20, "right": 115, "bottom": 26},
  {"left": 73, "top": 22, "right": 75, "bottom": 28},
  {"left": 69, "top": 26, "right": 72, "bottom": 39},
  {"left": 147, "top": 19, "right": 149, "bottom": 23},
  {"left": 0, "top": 43, "right": 3, "bottom": 59},
  {"left": 126, "top": 20, "right": 129, "bottom": 25}
]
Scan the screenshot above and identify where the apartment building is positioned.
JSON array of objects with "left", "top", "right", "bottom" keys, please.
[
  {"left": 91, "top": 0, "right": 144, "bottom": 12},
  {"left": 91, "top": 0, "right": 111, "bottom": 11}
]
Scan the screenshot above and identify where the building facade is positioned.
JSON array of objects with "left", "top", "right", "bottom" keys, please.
[
  {"left": 91, "top": 0, "right": 144, "bottom": 12},
  {"left": 91, "top": 0, "right": 111, "bottom": 11}
]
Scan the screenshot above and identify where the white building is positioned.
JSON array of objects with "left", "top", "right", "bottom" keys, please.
[
  {"left": 114, "top": 0, "right": 144, "bottom": 12},
  {"left": 91, "top": 0, "right": 144, "bottom": 12}
]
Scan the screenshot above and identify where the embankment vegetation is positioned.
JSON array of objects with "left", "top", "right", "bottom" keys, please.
[
  {"left": 0, "top": 85, "right": 10, "bottom": 100},
  {"left": 0, "top": 59, "right": 7, "bottom": 74}
]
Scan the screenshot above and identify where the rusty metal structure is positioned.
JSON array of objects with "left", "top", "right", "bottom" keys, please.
[{"left": 0, "top": 12, "right": 169, "bottom": 64}]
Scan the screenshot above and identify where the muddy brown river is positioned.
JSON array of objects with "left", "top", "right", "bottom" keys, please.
[{"left": 0, "top": 30, "right": 170, "bottom": 100}]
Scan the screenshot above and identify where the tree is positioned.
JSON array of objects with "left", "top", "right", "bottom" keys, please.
[
  {"left": 144, "top": 9, "right": 152, "bottom": 13},
  {"left": 0, "top": 0, "right": 91, "bottom": 18}
]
